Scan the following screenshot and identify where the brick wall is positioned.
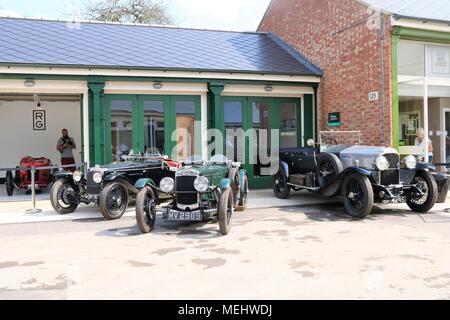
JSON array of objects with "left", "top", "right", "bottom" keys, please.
[{"left": 259, "top": 0, "right": 394, "bottom": 146}]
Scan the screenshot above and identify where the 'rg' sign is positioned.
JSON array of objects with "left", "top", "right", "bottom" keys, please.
[{"left": 33, "top": 110, "right": 46, "bottom": 131}]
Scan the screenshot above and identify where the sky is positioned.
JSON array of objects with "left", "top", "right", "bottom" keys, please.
[{"left": 0, "top": 0, "right": 271, "bottom": 31}]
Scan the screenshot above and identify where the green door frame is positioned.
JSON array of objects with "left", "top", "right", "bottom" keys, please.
[
  {"left": 105, "top": 94, "right": 201, "bottom": 163},
  {"left": 222, "top": 96, "right": 302, "bottom": 188}
]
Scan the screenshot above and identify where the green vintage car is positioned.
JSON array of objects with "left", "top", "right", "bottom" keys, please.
[{"left": 134, "top": 155, "right": 249, "bottom": 235}]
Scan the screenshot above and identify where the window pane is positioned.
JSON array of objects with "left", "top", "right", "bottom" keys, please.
[
  {"left": 427, "top": 85, "right": 450, "bottom": 167},
  {"left": 144, "top": 101, "right": 165, "bottom": 155},
  {"left": 111, "top": 100, "right": 132, "bottom": 162},
  {"left": 175, "top": 100, "right": 196, "bottom": 160},
  {"left": 280, "top": 102, "right": 297, "bottom": 148},
  {"left": 224, "top": 101, "right": 244, "bottom": 162},
  {"left": 398, "top": 41, "right": 425, "bottom": 76},
  {"left": 252, "top": 102, "right": 270, "bottom": 177}
]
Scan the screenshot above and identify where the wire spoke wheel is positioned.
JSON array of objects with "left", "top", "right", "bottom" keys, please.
[
  {"left": 273, "top": 168, "right": 290, "bottom": 199},
  {"left": 342, "top": 173, "right": 373, "bottom": 218},
  {"left": 406, "top": 170, "right": 438, "bottom": 213},
  {"left": 136, "top": 186, "right": 156, "bottom": 234},
  {"left": 410, "top": 176, "right": 428, "bottom": 206},
  {"left": 100, "top": 182, "right": 129, "bottom": 220}
]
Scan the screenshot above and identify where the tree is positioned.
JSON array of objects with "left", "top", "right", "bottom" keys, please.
[{"left": 83, "top": 0, "right": 173, "bottom": 25}]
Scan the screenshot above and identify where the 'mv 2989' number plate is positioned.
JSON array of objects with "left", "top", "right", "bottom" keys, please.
[{"left": 167, "top": 210, "right": 202, "bottom": 221}]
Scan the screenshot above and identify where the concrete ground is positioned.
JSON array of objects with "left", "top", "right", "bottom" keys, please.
[{"left": 1, "top": 188, "right": 450, "bottom": 300}]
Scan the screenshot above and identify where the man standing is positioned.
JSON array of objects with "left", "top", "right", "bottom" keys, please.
[{"left": 57, "top": 129, "right": 76, "bottom": 172}]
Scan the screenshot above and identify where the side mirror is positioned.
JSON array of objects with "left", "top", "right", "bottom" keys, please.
[{"left": 307, "top": 139, "right": 315, "bottom": 147}]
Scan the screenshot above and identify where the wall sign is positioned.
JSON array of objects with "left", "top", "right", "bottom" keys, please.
[
  {"left": 33, "top": 110, "right": 46, "bottom": 131},
  {"left": 427, "top": 45, "right": 450, "bottom": 77},
  {"left": 328, "top": 112, "right": 341, "bottom": 127},
  {"left": 368, "top": 91, "right": 379, "bottom": 101}
]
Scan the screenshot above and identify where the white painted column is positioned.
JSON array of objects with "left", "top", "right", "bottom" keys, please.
[
  {"left": 424, "top": 79, "right": 429, "bottom": 162},
  {"left": 301, "top": 95, "right": 305, "bottom": 147},
  {"left": 201, "top": 92, "right": 208, "bottom": 160},
  {"left": 83, "top": 90, "right": 90, "bottom": 169}
]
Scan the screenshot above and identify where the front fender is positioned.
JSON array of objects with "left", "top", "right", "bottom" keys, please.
[
  {"left": 320, "top": 167, "right": 373, "bottom": 197},
  {"left": 219, "top": 178, "right": 231, "bottom": 190},
  {"left": 134, "top": 178, "right": 156, "bottom": 190},
  {"left": 416, "top": 163, "right": 436, "bottom": 170},
  {"left": 52, "top": 171, "right": 74, "bottom": 180},
  {"left": 280, "top": 161, "right": 289, "bottom": 178},
  {"left": 239, "top": 169, "right": 247, "bottom": 194}
]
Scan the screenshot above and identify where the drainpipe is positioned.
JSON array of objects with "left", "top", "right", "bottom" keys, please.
[{"left": 379, "top": 14, "right": 386, "bottom": 145}]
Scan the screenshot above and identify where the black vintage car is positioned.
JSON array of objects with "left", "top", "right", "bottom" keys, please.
[
  {"left": 273, "top": 136, "right": 450, "bottom": 218},
  {"left": 50, "top": 155, "right": 180, "bottom": 220}
]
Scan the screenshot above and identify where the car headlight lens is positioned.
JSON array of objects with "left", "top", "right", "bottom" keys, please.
[
  {"left": 73, "top": 171, "right": 82, "bottom": 182},
  {"left": 93, "top": 171, "right": 103, "bottom": 184},
  {"left": 403, "top": 155, "right": 417, "bottom": 169},
  {"left": 194, "top": 176, "right": 209, "bottom": 193},
  {"left": 160, "top": 177, "right": 175, "bottom": 193},
  {"left": 375, "top": 156, "right": 389, "bottom": 171}
]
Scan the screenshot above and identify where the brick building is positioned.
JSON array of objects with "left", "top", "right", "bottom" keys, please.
[{"left": 259, "top": 0, "right": 450, "bottom": 164}]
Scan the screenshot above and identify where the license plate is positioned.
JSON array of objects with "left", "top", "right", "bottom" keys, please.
[{"left": 167, "top": 210, "right": 202, "bottom": 221}]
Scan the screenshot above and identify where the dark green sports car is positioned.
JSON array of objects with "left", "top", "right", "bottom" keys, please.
[{"left": 134, "top": 155, "right": 249, "bottom": 236}]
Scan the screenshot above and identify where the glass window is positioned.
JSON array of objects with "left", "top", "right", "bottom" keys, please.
[
  {"left": 110, "top": 100, "right": 133, "bottom": 162},
  {"left": 398, "top": 41, "right": 425, "bottom": 76},
  {"left": 427, "top": 85, "right": 450, "bottom": 166},
  {"left": 398, "top": 80, "right": 424, "bottom": 148},
  {"left": 175, "top": 101, "right": 196, "bottom": 160},
  {"left": 252, "top": 102, "right": 271, "bottom": 177},
  {"left": 280, "top": 102, "right": 297, "bottom": 148},
  {"left": 224, "top": 101, "right": 244, "bottom": 162},
  {"left": 143, "top": 101, "right": 165, "bottom": 155}
]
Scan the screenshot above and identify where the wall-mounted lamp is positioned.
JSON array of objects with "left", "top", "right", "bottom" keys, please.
[
  {"left": 264, "top": 85, "right": 273, "bottom": 92},
  {"left": 24, "top": 80, "right": 35, "bottom": 87},
  {"left": 153, "top": 82, "right": 163, "bottom": 90},
  {"left": 33, "top": 94, "right": 42, "bottom": 108}
]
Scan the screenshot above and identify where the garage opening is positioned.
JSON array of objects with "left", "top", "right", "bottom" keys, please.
[{"left": 0, "top": 94, "right": 82, "bottom": 198}]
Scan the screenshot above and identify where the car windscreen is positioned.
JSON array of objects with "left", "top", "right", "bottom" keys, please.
[{"left": 210, "top": 154, "right": 229, "bottom": 164}]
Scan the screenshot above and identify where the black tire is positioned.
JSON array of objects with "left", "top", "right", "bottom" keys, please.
[
  {"left": 273, "top": 167, "right": 290, "bottom": 199},
  {"left": 218, "top": 187, "right": 234, "bottom": 235},
  {"left": 236, "top": 175, "right": 249, "bottom": 212},
  {"left": 407, "top": 170, "right": 438, "bottom": 213},
  {"left": 318, "top": 153, "right": 343, "bottom": 187},
  {"left": 5, "top": 170, "right": 14, "bottom": 196},
  {"left": 342, "top": 173, "right": 374, "bottom": 218},
  {"left": 100, "top": 182, "right": 129, "bottom": 220},
  {"left": 50, "top": 179, "right": 79, "bottom": 214},
  {"left": 136, "top": 186, "right": 157, "bottom": 234},
  {"left": 228, "top": 168, "right": 240, "bottom": 202}
]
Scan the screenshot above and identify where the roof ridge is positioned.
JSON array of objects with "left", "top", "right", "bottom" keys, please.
[
  {"left": 266, "top": 33, "right": 323, "bottom": 76},
  {"left": 0, "top": 15, "right": 267, "bottom": 35}
]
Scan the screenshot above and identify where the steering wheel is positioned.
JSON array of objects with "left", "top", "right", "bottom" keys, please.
[{"left": 323, "top": 137, "right": 338, "bottom": 146}]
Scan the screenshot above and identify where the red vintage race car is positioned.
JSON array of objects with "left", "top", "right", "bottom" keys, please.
[{"left": 5, "top": 156, "right": 54, "bottom": 196}]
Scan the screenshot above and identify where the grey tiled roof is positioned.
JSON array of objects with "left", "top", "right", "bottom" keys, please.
[
  {"left": 360, "top": 0, "right": 450, "bottom": 22},
  {"left": 0, "top": 17, "right": 322, "bottom": 76}
]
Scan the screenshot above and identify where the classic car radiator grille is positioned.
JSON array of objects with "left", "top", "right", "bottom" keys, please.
[
  {"left": 86, "top": 171, "right": 102, "bottom": 195},
  {"left": 384, "top": 153, "right": 400, "bottom": 169},
  {"left": 381, "top": 170, "right": 400, "bottom": 186},
  {"left": 176, "top": 176, "right": 198, "bottom": 206}
]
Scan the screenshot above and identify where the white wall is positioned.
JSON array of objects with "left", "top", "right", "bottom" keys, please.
[{"left": 0, "top": 99, "right": 81, "bottom": 177}]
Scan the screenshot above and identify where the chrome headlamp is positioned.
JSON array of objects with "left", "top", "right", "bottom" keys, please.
[
  {"left": 92, "top": 171, "right": 103, "bottom": 184},
  {"left": 73, "top": 171, "right": 82, "bottom": 183},
  {"left": 403, "top": 155, "right": 417, "bottom": 169},
  {"left": 375, "top": 156, "right": 389, "bottom": 171},
  {"left": 160, "top": 177, "right": 175, "bottom": 193},
  {"left": 194, "top": 176, "right": 209, "bottom": 193}
]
